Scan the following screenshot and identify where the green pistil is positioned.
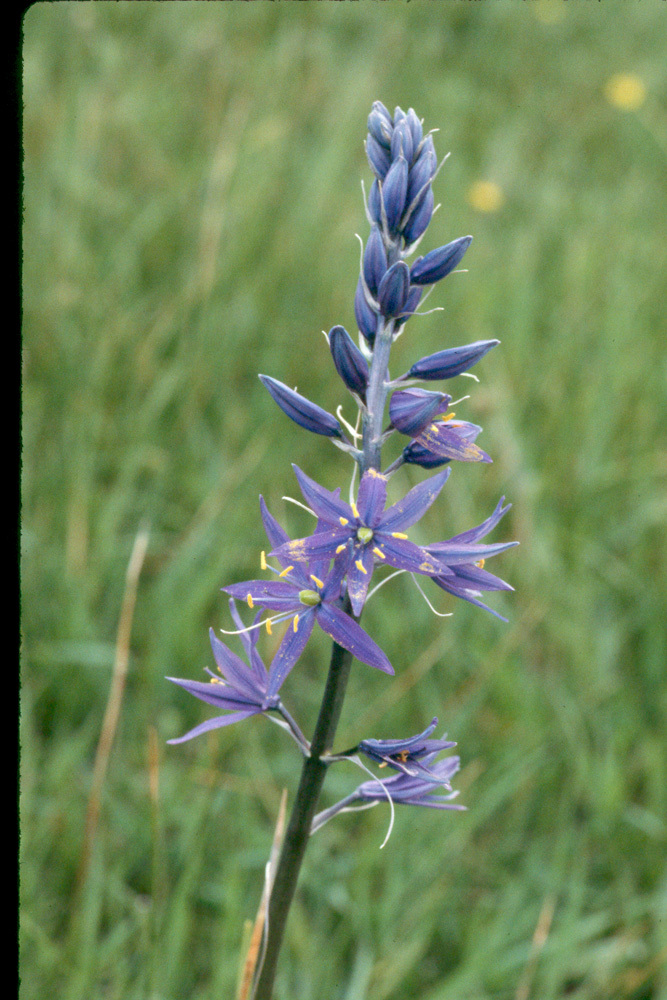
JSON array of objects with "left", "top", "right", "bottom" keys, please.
[
  {"left": 357, "top": 527, "right": 373, "bottom": 545},
  {"left": 298, "top": 589, "right": 322, "bottom": 607}
]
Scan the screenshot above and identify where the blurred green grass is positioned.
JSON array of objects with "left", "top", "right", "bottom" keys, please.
[{"left": 21, "top": 4, "right": 666, "bottom": 999}]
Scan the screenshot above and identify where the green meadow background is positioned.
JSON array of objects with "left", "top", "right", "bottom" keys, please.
[{"left": 21, "top": 3, "right": 667, "bottom": 999}]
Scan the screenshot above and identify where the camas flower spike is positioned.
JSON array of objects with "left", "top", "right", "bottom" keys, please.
[{"left": 167, "top": 102, "right": 517, "bottom": 1000}]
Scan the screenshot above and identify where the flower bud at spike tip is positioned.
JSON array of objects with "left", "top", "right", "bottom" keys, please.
[
  {"left": 365, "top": 134, "right": 391, "bottom": 180},
  {"left": 407, "top": 135, "right": 436, "bottom": 197},
  {"left": 363, "top": 225, "right": 388, "bottom": 298},
  {"left": 377, "top": 260, "right": 410, "bottom": 319},
  {"left": 410, "top": 237, "right": 473, "bottom": 286},
  {"left": 259, "top": 375, "right": 343, "bottom": 438},
  {"left": 405, "top": 339, "right": 500, "bottom": 381},
  {"left": 367, "top": 101, "right": 393, "bottom": 149},
  {"left": 329, "top": 325, "right": 369, "bottom": 399},
  {"left": 406, "top": 108, "right": 423, "bottom": 150},
  {"left": 390, "top": 119, "right": 414, "bottom": 166},
  {"left": 382, "top": 155, "right": 408, "bottom": 233}
]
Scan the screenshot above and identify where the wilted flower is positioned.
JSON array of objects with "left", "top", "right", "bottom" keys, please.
[
  {"left": 358, "top": 717, "right": 457, "bottom": 781},
  {"left": 311, "top": 747, "right": 464, "bottom": 835},
  {"left": 402, "top": 415, "right": 491, "bottom": 467}
]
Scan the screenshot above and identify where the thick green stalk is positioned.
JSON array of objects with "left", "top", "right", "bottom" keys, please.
[{"left": 252, "top": 606, "right": 355, "bottom": 1000}]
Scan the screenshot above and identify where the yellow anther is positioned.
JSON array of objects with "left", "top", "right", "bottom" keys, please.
[
  {"left": 265, "top": 618, "right": 273, "bottom": 636},
  {"left": 351, "top": 501, "right": 360, "bottom": 519},
  {"left": 279, "top": 565, "right": 294, "bottom": 577},
  {"left": 260, "top": 550, "right": 267, "bottom": 571},
  {"left": 293, "top": 614, "right": 299, "bottom": 633},
  {"left": 355, "top": 559, "right": 368, "bottom": 575},
  {"left": 373, "top": 547, "right": 386, "bottom": 559},
  {"left": 395, "top": 750, "right": 410, "bottom": 763},
  {"left": 246, "top": 593, "right": 254, "bottom": 609},
  {"left": 309, "top": 574, "right": 324, "bottom": 589},
  {"left": 339, "top": 517, "right": 349, "bottom": 526},
  {"left": 335, "top": 544, "right": 346, "bottom": 555},
  {"left": 437, "top": 411, "right": 455, "bottom": 422},
  {"left": 475, "top": 558, "right": 486, "bottom": 569},
  {"left": 210, "top": 677, "right": 224, "bottom": 685},
  {"left": 391, "top": 531, "right": 409, "bottom": 540}
]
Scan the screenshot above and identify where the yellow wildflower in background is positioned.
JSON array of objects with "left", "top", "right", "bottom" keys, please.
[
  {"left": 467, "top": 181, "right": 505, "bottom": 214},
  {"left": 605, "top": 74, "right": 647, "bottom": 111}
]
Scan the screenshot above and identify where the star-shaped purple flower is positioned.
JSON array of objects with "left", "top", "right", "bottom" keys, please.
[
  {"left": 222, "top": 497, "right": 393, "bottom": 675},
  {"left": 271, "top": 465, "right": 455, "bottom": 615},
  {"left": 167, "top": 599, "right": 298, "bottom": 745},
  {"left": 426, "top": 497, "right": 518, "bottom": 619}
]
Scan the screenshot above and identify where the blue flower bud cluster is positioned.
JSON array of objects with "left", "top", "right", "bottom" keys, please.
[{"left": 169, "top": 104, "right": 517, "bottom": 835}]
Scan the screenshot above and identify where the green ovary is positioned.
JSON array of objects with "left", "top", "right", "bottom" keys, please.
[
  {"left": 357, "top": 527, "right": 373, "bottom": 545},
  {"left": 298, "top": 589, "right": 322, "bottom": 607}
]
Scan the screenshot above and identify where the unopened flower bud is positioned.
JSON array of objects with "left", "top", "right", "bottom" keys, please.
[
  {"left": 365, "top": 134, "right": 391, "bottom": 180},
  {"left": 405, "top": 339, "right": 499, "bottom": 381},
  {"left": 259, "top": 375, "right": 343, "bottom": 438},
  {"left": 389, "top": 388, "right": 452, "bottom": 436},
  {"left": 329, "top": 325, "right": 369, "bottom": 399},
  {"left": 390, "top": 119, "right": 414, "bottom": 166},
  {"left": 396, "top": 285, "right": 422, "bottom": 326},
  {"left": 363, "top": 225, "right": 388, "bottom": 297},
  {"left": 410, "top": 237, "right": 473, "bottom": 286},
  {"left": 406, "top": 135, "right": 437, "bottom": 205},
  {"left": 354, "top": 276, "right": 379, "bottom": 345},
  {"left": 367, "top": 101, "right": 393, "bottom": 149},
  {"left": 382, "top": 155, "right": 409, "bottom": 233},
  {"left": 377, "top": 260, "right": 410, "bottom": 318},
  {"left": 402, "top": 186, "right": 434, "bottom": 245},
  {"left": 368, "top": 178, "right": 383, "bottom": 227},
  {"left": 405, "top": 108, "right": 423, "bottom": 151}
]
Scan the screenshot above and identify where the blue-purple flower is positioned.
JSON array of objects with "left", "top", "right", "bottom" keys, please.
[
  {"left": 358, "top": 717, "right": 457, "bottom": 782},
  {"left": 426, "top": 497, "right": 517, "bottom": 619},
  {"left": 167, "top": 599, "right": 294, "bottom": 745},
  {"left": 389, "top": 387, "right": 491, "bottom": 466},
  {"left": 352, "top": 750, "right": 463, "bottom": 810},
  {"left": 402, "top": 416, "right": 492, "bottom": 467},
  {"left": 223, "top": 497, "right": 393, "bottom": 674},
  {"left": 271, "top": 465, "right": 456, "bottom": 615},
  {"left": 311, "top": 746, "right": 464, "bottom": 833}
]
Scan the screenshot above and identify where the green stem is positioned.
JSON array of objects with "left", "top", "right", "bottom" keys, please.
[{"left": 252, "top": 600, "right": 355, "bottom": 1000}]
